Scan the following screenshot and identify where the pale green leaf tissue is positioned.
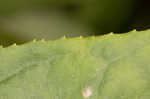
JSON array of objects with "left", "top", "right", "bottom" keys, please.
[{"left": 0, "top": 30, "right": 150, "bottom": 99}]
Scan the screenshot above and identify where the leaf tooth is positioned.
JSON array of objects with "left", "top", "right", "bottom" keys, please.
[
  {"left": 131, "top": 29, "right": 137, "bottom": 32},
  {"left": 79, "top": 36, "right": 83, "bottom": 39},
  {"left": 12, "top": 43, "right": 17, "bottom": 46},
  {"left": 33, "top": 39, "right": 37, "bottom": 43},
  {"left": 41, "top": 38, "right": 46, "bottom": 42},
  {"left": 91, "top": 36, "right": 96, "bottom": 39},
  {"left": 0, "top": 45, "right": 3, "bottom": 48},
  {"left": 61, "top": 35, "right": 66, "bottom": 39},
  {"left": 109, "top": 32, "right": 114, "bottom": 35}
]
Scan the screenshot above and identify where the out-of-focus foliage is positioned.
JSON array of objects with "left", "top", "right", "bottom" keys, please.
[
  {"left": 0, "top": 30, "right": 150, "bottom": 98},
  {"left": 0, "top": 0, "right": 137, "bottom": 46},
  {"left": 131, "top": 0, "right": 150, "bottom": 30}
]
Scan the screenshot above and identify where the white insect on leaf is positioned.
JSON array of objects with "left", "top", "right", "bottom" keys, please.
[{"left": 82, "top": 86, "right": 92, "bottom": 99}]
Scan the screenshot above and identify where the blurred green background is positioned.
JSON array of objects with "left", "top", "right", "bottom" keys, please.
[{"left": 0, "top": 0, "right": 148, "bottom": 46}]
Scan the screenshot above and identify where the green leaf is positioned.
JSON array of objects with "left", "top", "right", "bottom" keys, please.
[{"left": 0, "top": 30, "right": 150, "bottom": 99}]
